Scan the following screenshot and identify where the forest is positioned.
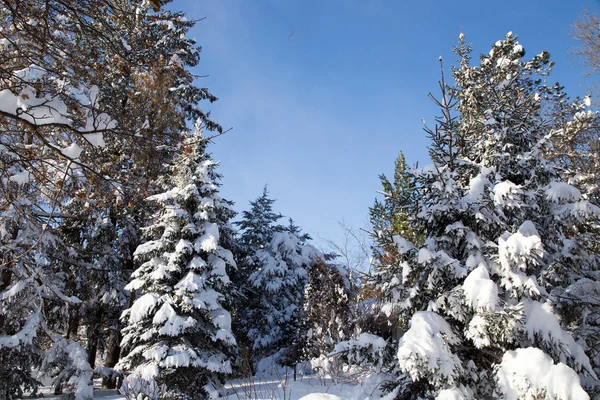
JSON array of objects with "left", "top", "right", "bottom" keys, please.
[{"left": 1, "top": 0, "right": 600, "bottom": 399}]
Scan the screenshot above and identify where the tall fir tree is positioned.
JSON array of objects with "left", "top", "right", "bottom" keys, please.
[
  {"left": 382, "top": 33, "right": 600, "bottom": 399},
  {"left": 0, "top": 0, "right": 223, "bottom": 396},
  {"left": 233, "top": 189, "right": 318, "bottom": 366},
  {"left": 116, "top": 123, "right": 237, "bottom": 399},
  {"left": 368, "top": 152, "right": 424, "bottom": 320},
  {"left": 236, "top": 186, "right": 284, "bottom": 251}
]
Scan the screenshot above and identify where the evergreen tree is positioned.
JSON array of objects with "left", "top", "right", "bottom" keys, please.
[
  {"left": 247, "top": 227, "right": 317, "bottom": 366},
  {"left": 385, "top": 33, "right": 599, "bottom": 399},
  {"left": 302, "top": 257, "right": 354, "bottom": 360},
  {"left": 234, "top": 190, "right": 317, "bottom": 365},
  {"left": 368, "top": 152, "right": 424, "bottom": 339},
  {"left": 0, "top": 0, "right": 223, "bottom": 395},
  {"left": 116, "top": 124, "right": 236, "bottom": 399},
  {"left": 370, "top": 152, "right": 423, "bottom": 245},
  {"left": 236, "top": 186, "right": 284, "bottom": 251}
]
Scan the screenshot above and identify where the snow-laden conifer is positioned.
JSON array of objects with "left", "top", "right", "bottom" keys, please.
[
  {"left": 383, "top": 33, "right": 600, "bottom": 399},
  {"left": 117, "top": 123, "right": 236, "bottom": 399},
  {"left": 234, "top": 190, "right": 318, "bottom": 364}
]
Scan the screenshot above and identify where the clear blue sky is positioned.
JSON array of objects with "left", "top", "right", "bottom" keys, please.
[{"left": 171, "top": 0, "right": 596, "bottom": 250}]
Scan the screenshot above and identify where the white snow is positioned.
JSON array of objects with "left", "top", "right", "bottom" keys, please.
[
  {"left": 195, "top": 222, "right": 219, "bottom": 252},
  {"left": 462, "top": 265, "right": 498, "bottom": 311},
  {"left": 436, "top": 385, "right": 472, "bottom": 400},
  {"left": 544, "top": 181, "right": 581, "bottom": 203},
  {"left": 496, "top": 347, "right": 589, "bottom": 400},
  {"left": 466, "top": 167, "right": 492, "bottom": 202},
  {"left": 299, "top": 395, "right": 342, "bottom": 400},
  {"left": 9, "top": 169, "right": 32, "bottom": 185},
  {"left": 0, "top": 312, "right": 39, "bottom": 348},
  {"left": 498, "top": 220, "right": 543, "bottom": 273},
  {"left": 224, "top": 373, "right": 386, "bottom": 399},
  {"left": 152, "top": 302, "right": 176, "bottom": 325},
  {"left": 496, "top": 57, "right": 511, "bottom": 68},
  {"left": 523, "top": 300, "right": 594, "bottom": 374},
  {"left": 513, "top": 44, "right": 523, "bottom": 54},
  {"left": 493, "top": 180, "right": 521, "bottom": 207},
  {"left": 418, "top": 247, "right": 434, "bottom": 263},
  {"left": 397, "top": 311, "right": 462, "bottom": 385},
  {"left": 465, "top": 315, "right": 492, "bottom": 348},
  {"left": 128, "top": 293, "right": 160, "bottom": 323},
  {"left": 61, "top": 143, "right": 83, "bottom": 159},
  {"left": 133, "top": 240, "right": 164, "bottom": 257},
  {"left": 393, "top": 235, "right": 415, "bottom": 254},
  {"left": 157, "top": 313, "right": 195, "bottom": 336},
  {"left": 334, "top": 333, "right": 386, "bottom": 355},
  {"left": 82, "top": 132, "right": 106, "bottom": 147},
  {"left": 14, "top": 64, "right": 47, "bottom": 81}
]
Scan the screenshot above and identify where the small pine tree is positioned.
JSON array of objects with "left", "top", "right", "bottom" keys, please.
[
  {"left": 247, "top": 229, "right": 317, "bottom": 366},
  {"left": 302, "top": 257, "right": 354, "bottom": 360},
  {"left": 117, "top": 124, "right": 237, "bottom": 399}
]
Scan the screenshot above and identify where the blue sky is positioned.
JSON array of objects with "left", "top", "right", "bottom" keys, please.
[{"left": 171, "top": 0, "right": 596, "bottom": 251}]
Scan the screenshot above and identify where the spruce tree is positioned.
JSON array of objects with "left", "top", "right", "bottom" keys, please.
[
  {"left": 385, "top": 33, "right": 599, "bottom": 399},
  {"left": 234, "top": 190, "right": 317, "bottom": 365},
  {"left": 302, "top": 257, "right": 354, "bottom": 360},
  {"left": 236, "top": 186, "right": 284, "bottom": 251},
  {"left": 117, "top": 124, "right": 236, "bottom": 399},
  {"left": 368, "top": 152, "right": 424, "bottom": 328},
  {"left": 0, "top": 1, "right": 223, "bottom": 395}
]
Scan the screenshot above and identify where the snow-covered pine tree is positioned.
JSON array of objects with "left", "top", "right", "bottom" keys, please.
[
  {"left": 116, "top": 123, "right": 237, "bottom": 399},
  {"left": 248, "top": 226, "right": 318, "bottom": 368},
  {"left": 230, "top": 187, "right": 283, "bottom": 367},
  {"left": 302, "top": 256, "right": 354, "bottom": 360},
  {"left": 1, "top": 1, "right": 223, "bottom": 395},
  {"left": 382, "top": 33, "right": 600, "bottom": 399},
  {"left": 236, "top": 186, "right": 285, "bottom": 252},
  {"left": 234, "top": 190, "right": 318, "bottom": 365},
  {"left": 367, "top": 151, "right": 424, "bottom": 343}
]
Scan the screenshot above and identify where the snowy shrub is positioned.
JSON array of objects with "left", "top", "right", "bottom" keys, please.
[
  {"left": 119, "top": 375, "right": 167, "bottom": 400},
  {"left": 333, "top": 333, "right": 390, "bottom": 374},
  {"left": 39, "top": 337, "right": 93, "bottom": 400},
  {"left": 302, "top": 258, "right": 355, "bottom": 360},
  {"left": 496, "top": 347, "right": 589, "bottom": 400}
]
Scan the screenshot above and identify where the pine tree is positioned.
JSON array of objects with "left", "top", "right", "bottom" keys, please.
[
  {"left": 116, "top": 124, "right": 236, "bottom": 399},
  {"left": 385, "top": 33, "right": 599, "bottom": 399},
  {"left": 368, "top": 152, "right": 424, "bottom": 338},
  {"left": 236, "top": 186, "right": 284, "bottom": 251},
  {"left": 234, "top": 190, "right": 317, "bottom": 365},
  {"left": 302, "top": 257, "right": 354, "bottom": 360},
  {"left": 247, "top": 227, "right": 317, "bottom": 367},
  {"left": 370, "top": 152, "right": 423, "bottom": 245},
  {"left": 0, "top": 1, "right": 223, "bottom": 395}
]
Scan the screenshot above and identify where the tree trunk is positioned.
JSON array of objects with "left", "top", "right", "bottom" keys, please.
[
  {"left": 66, "top": 305, "right": 80, "bottom": 340},
  {"left": 102, "top": 327, "right": 121, "bottom": 389},
  {"left": 0, "top": 268, "right": 11, "bottom": 292},
  {"left": 86, "top": 308, "right": 103, "bottom": 369}
]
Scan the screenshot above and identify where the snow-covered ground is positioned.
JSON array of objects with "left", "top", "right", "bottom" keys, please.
[
  {"left": 32, "top": 353, "right": 387, "bottom": 399},
  {"left": 223, "top": 375, "right": 385, "bottom": 399},
  {"left": 32, "top": 374, "right": 385, "bottom": 399}
]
